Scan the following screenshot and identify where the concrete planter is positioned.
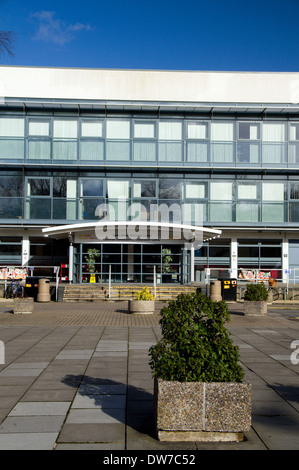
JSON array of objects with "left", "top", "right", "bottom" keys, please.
[
  {"left": 13, "top": 297, "right": 34, "bottom": 314},
  {"left": 129, "top": 300, "right": 155, "bottom": 314},
  {"left": 154, "top": 378, "right": 251, "bottom": 442},
  {"left": 244, "top": 300, "right": 267, "bottom": 316}
]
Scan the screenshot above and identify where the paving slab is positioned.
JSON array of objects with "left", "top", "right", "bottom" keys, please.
[
  {"left": 72, "top": 394, "right": 126, "bottom": 409},
  {"left": 57, "top": 423, "right": 125, "bottom": 444},
  {"left": 0, "top": 301, "right": 298, "bottom": 451},
  {"left": 0, "top": 415, "right": 65, "bottom": 433},
  {"left": 0, "top": 432, "right": 58, "bottom": 450},
  {"left": 9, "top": 401, "right": 71, "bottom": 416},
  {"left": 65, "top": 408, "right": 126, "bottom": 424}
]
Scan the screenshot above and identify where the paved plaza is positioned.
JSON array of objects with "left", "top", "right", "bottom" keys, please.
[{"left": 0, "top": 299, "right": 298, "bottom": 450}]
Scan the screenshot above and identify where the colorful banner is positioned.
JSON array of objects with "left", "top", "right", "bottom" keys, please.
[
  {"left": 239, "top": 269, "right": 271, "bottom": 281},
  {"left": 0, "top": 267, "right": 27, "bottom": 280}
]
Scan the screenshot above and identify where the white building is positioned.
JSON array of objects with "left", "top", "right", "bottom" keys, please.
[{"left": 0, "top": 66, "right": 298, "bottom": 284}]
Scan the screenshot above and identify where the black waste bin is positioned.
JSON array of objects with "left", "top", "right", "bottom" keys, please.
[{"left": 221, "top": 278, "right": 237, "bottom": 301}]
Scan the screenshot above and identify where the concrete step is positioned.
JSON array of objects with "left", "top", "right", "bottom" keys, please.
[{"left": 62, "top": 283, "right": 198, "bottom": 302}]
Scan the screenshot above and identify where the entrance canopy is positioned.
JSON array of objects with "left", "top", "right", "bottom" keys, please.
[{"left": 42, "top": 221, "right": 222, "bottom": 246}]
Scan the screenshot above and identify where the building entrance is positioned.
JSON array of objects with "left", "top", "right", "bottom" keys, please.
[{"left": 74, "top": 243, "right": 189, "bottom": 284}]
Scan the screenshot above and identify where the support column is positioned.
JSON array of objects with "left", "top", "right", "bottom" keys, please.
[
  {"left": 282, "top": 238, "right": 289, "bottom": 283},
  {"left": 68, "top": 233, "right": 73, "bottom": 283},
  {"left": 230, "top": 238, "right": 238, "bottom": 279},
  {"left": 22, "top": 236, "right": 30, "bottom": 266},
  {"left": 190, "top": 244, "right": 195, "bottom": 283}
]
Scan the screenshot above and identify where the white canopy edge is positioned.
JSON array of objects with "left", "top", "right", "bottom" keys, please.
[{"left": 42, "top": 221, "right": 222, "bottom": 242}]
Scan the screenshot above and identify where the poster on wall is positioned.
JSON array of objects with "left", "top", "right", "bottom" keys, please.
[
  {"left": 0, "top": 267, "right": 28, "bottom": 280},
  {"left": 238, "top": 269, "right": 271, "bottom": 281}
]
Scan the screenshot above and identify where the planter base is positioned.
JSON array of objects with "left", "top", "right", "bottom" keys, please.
[
  {"left": 129, "top": 300, "right": 155, "bottom": 314},
  {"left": 13, "top": 297, "right": 34, "bottom": 314},
  {"left": 155, "top": 379, "right": 251, "bottom": 442},
  {"left": 244, "top": 300, "right": 267, "bottom": 316},
  {"left": 158, "top": 430, "right": 244, "bottom": 442}
]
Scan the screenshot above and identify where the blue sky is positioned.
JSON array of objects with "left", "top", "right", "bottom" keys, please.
[{"left": 0, "top": 0, "right": 298, "bottom": 71}]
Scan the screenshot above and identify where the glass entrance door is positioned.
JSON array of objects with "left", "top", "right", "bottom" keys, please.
[{"left": 76, "top": 243, "right": 187, "bottom": 284}]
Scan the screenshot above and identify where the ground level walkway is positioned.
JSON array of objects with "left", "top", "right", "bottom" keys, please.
[{"left": 0, "top": 299, "right": 298, "bottom": 450}]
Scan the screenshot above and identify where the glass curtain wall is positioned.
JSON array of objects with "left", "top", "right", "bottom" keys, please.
[
  {"left": 0, "top": 115, "right": 298, "bottom": 165},
  {"left": 77, "top": 243, "right": 186, "bottom": 284}
]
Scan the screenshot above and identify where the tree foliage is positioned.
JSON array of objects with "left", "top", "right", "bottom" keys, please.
[{"left": 0, "top": 30, "right": 16, "bottom": 58}]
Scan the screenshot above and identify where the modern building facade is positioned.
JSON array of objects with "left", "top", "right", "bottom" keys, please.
[{"left": 0, "top": 66, "right": 299, "bottom": 284}]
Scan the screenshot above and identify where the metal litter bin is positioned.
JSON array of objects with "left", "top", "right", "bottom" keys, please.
[
  {"left": 37, "top": 278, "right": 50, "bottom": 302},
  {"left": 221, "top": 278, "right": 237, "bottom": 301},
  {"left": 210, "top": 280, "right": 222, "bottom": 301}
]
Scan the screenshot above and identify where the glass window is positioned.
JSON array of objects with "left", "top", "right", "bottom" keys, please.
[
  {"left": 53, "top": 120, "right": 77, "bottom": 138},
  {"left": 262, "top": 182, "right": 285, "bottom": 201},
  {"left": 263, "top": 123, "right": 285, "bottom": 142},
  {"left": 159, "top": 179, "right": 182, "bottom": 199},
  {"left": 211, "top": 122, "right": 233, "bottom": 141},
  {"left": 81, "top": 120, "right": 103, "bottom": 137},
  {"left": 107, "top": 180, "right": 129, "bottom": 198},
  {"left": 80, "top": 141, "right": 104, "bottom": 160},
  {"left": 210, "top": 182, "right": 233, "bottom": 221},
  {"left": 236, "top": 202, "right": 259, "bottom": 222},
  {"left": 159, "top": 142, "right": 182, "bottom": 162},
  {"left": 0, "top": 237, "right": 22, "bottom": 257},
  {"left": 81, "top": 179, "right": 104, "bottom": 197},
  {"left": 28, "top": 140, "right": 51, "bottom": 160},
  {"left": 133, "top": 180, "right": 156, "bottom": 198},
  {"left": 238, "top": 183, "right": 258, "bottom": 199},
  {"left": 28, "top": 178, "right": 51, "bottom": 196},
  {"left": 106, "top": 141, "right": 130, "bottom": 161},
  {"left": 185, "top": 182, "right": 206, "bottom": 198},
  {"left": 0, "top": 118, "right": 24, "bottom": 137},
  {"left": 290, "top": 123, "right": 299, "bottom": 141},
  {"left": 134, "top": 122, "right": 155, "bottom": 138},
  {"left": 53, "top": 178, "right": 77, "bottom": 198},
  {"left": 290, "top": 183, "right": 299, "bottom": 199},
  {"left": 159, "top": 122, "right": 182, "bottom": 140},
  {"left": 237, "top": 142, "right": 260, "bottom": 163},
  {"left": 262, "top": 183, "right": 285, "bottom": 222},
  {"left": 0, "top": 176, "right": 23, "bottom": 197},
  {"left": 106, "top": 120, "right": 130, "bottom": 139},
  {"left": 187, "top": 122, "right": 208, "bottom": 139},
  {"left": 29, "top": 120, "right": 50, "bottom": 136},
  {"left": 239, "top": 123, "right": 260, "bottom": 140},
  {"left": 209, "top": 245, "right": 230, "bottom": 258},
  {"left": 210, "top": 182, "right": 233, "bottom": 200},
  {"left": 133, "top": 142, "right": 156, "bottom": 161},
  {"left": 53, "top": 120, "right": 77, "bottom": 160},
  {"left": 186, "top": 142, "right": 208, "bottom": 162},
  {"left": 0, "top": 118, "right": 25, "bottom": 159}
]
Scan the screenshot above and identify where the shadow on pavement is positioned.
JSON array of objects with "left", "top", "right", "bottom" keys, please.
[{"left": 62, "top": 374, "right": 156, "bottom": 438}]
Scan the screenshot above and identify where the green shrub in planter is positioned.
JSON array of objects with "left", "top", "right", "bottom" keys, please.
[
  {"left": 244, "top": 283, "right": 269, "bottom": 302},
  {"left": 149, "top": 292, "right": 244, "bottom": 383}
]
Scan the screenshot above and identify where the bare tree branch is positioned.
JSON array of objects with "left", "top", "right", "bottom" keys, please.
[{"left": 0, "top": 31, "right": 16, "bottom": 57}]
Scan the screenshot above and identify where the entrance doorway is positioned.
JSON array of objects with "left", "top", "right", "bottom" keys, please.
[{"left": 74, "top": 243, "right": 189, "bottom": 284}]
